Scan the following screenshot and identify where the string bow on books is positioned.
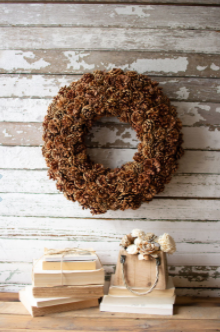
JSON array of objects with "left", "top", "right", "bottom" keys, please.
[{"left": 32, "top": 247, "right": 98, "bottom": 286}]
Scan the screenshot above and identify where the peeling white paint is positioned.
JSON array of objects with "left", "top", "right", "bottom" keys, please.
[
  {"left": 216, "top": 107, "right": 220, "bottom": 113},
  {"left": 210, "top": 63, "right": 220, "bottom": 71},
  {"left": 217, "top": 86, "right": 220, "bottom": 94},
  {"left": 0, "top": 51, "right": 50, "bottom": 71},
  {"left": 197, "top": 65, "right": 208, "bottom": 71},
  {"left": 175, "top": 87, "right": 190, "bottom": 100},
  {"left": 115, "top": 5, "right": 153, "bottom": 18},
  {"left": 2, "top": 129, "right": 12, "bottom": 138},
  {"left": 174, "top": 102, "right": 210, "bottom": 126},
  {"left": 16, "top": 131, "right": 23, "bottom": 134},
  {"left": 63, "top": 51, "right": 95, "bottom": 71},
  {"left": 116, "top": 57, "right": 189, "bottom": 74}
]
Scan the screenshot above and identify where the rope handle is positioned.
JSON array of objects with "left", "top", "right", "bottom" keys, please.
[{"left": 120, "top": 254, "right": 160, "bottom": 296}]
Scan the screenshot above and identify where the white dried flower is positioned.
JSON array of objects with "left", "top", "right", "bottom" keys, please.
[
  {"left": 138, "top": 253, "right": 145, "bottom": 260},
  {"left": 156, "top": 233, "right": 176, "bottom": 254},
  {"left": 134, "top": 237, "right": 143, "bottom": 246},
  {"left": 120, "top": 235, "right": 132, "bottom": 248},
  {"left": 131, "top": 229, "right": 145, "bottom": 238},
  {"left": 126, "top": 244, "right": 138, "bottom": 255},
  {"left": 144, "top": 232, "right": 157, "bottom": 242}
]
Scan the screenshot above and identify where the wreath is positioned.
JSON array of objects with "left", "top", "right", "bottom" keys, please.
[{"left": 42, "top": 68, "right": 184, "bottom": 215}]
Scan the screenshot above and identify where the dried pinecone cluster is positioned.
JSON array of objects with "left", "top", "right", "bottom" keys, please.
[
  {"left": 42, "top": 68, "right": 184, "bottom": 215},
  {"left": 120, "top": 229, "right": 176, "bottom": 260}
]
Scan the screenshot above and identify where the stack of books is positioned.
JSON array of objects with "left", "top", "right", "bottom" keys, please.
[
  {"left": 19, "top": 249, "right": 105, "bottom": 317},
  {"left": 100, "top": 275, "right": 175, "bottom": 315}
]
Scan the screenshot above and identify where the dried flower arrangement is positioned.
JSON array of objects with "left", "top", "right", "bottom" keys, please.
[
  {"left": 42, "top": 68, "right": 184, "bottom": 215},
  {"left": 120, "top": 229, "right": 176, "bottom": 260}
]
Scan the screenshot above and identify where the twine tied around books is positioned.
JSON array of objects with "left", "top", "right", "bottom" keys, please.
[{"left": 32, "top": 247, "right": 97, "bottom": 287}]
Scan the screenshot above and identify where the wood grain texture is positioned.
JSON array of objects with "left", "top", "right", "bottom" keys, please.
[
  {"left": 0, "top": 27, "right": 220, "bottom": 53},
  {"left": 1, "top": 170, "right": 220, "bottom": 197},
  {"left": 0, "top": 146, "right": 219, "bottom": 173},
  {"left": 1, "top": 217, "right": 219, "bottom": 243},
  {"left": 1, "top": 75, "right": 220, "bottom": 102},
  {"left": 2, "top": 300, "right": 220, "bottom": 319},
  {"left": 1, "top": 50, "right": 220, "bottom": 78},
  {"left": 0, "top": 313, "right": 220, "bottom": 329},
  {"left": 1, "top": 122, "right": 219, "bottom": 151},
  {"left": 1, "top": 4, "right": 220, "bottom": 30},
  {"left": 1, "top": 99, "right": 219, "bottom": 127},
  {"left": 1, "top": 0, "right": 220, "bottom": 3},
  {"left": 0, "top": 193, "right": 219, "bottom": 219},
  {"left": 0, "top": 259, "right": 220, "bottom": 285},
  {"left": 0, "top": 1, "right": 220, "bottom": 297}
]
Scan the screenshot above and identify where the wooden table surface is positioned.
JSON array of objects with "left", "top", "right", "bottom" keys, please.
[{"left": 0, "top": 294, "right": 220, "bottom": 331}]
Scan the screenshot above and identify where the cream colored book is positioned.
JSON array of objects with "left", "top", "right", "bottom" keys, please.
[
  {"left": 33, "top": 284, "right": 104, "bottom": 298},
  {"left": 44, "top": 250, "right": 97, "bottom": 262},
  {"left": 19, "top": 287, "right": 99, "bottom": 317},
  {"left": 108, "top": 275, "right": 175, "bottom": 297},
  {"left": 42, "top": 260, "right": 96, "bottom": 271},
  {"left": 100, "top": 295, "right": 175, "bottom": 315},
  {"left": 33, "top": 258, "right": 105, "bottom": 287},
  {"left": 24, "top": 286, "right": 88, "bottom": 308}
]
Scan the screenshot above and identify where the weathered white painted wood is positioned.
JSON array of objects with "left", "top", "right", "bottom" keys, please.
[
  {"left": 1, "top": 217, "right": 219, "bottom": 243},
  {"left": 0, "top": 262, "right": 114, "bottom": 286},
  {"left": 176, "top": 288, "right": 220, "bottom": 297},
  {"left": 1, "top": 122, "right": 220, "bottom": 151},
  {"left": 0, "top": 262, "right": 219, "bottom": 288},
  {"left": 0, "top": 28, "right": 220, "bottom": 53},
  {"left": 2, "top": 0, "right": 220, "bottom": 4},
  {"left": 1, "top": 4, "right": 220, "bottom": 30},
  {"left": 0, "top": 240, "right": 219, "bottom": 264},
  {"left": 1, "top": 75, "right": 219, "bottom": 102},
  {"left": 1, "top": 170, "right": 220, "bottom": 198},
  {"left": 0, "top": 98, "right": 49, "bottom": 122},
  {"left": 1, "top": 50, "right": 220, "bottom": 78},
  {"left": 1, "top": 99, "right": 219, "bottom": 127},
  {"left": 1, "top": 283, "right": 220, "bottom": 297},
  {"left": 169, "top": 266, "right": 220, "bottom": 288},
  {"left": 0, "top": 147, "right": 219, "bottom": 174},
  {"left": 0, "top": 193, "right": 219, "bottom": 219}
]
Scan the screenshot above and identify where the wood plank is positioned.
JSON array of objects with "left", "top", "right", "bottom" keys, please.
[
  {"left": 0, "top": 293, "right": 18, "bottom": 302},
  {"left": 1, "top": 99, "right": 219, "bottom": 126},
  {"left": 1, "top": 263, "right": 219, "bottom": 288},
  {"left": 1, "top": 75, "right": 219, "bottom": 102},
  {"left": 1, "top": 217, "right": 219, "bottom": 244},
  {"left": 1, "top": 50, "right": 220, "bottom": 78},
  {"left": 1, "top": 285, "right": 220, "bottom": 298},
  {"left": 0, "top": 240, "right": 218, "bottom": 261},
  {"left": 0, "top": 146, "right": 219, "bottom": 174},
  {"left": 1, "top": 169, "right": 220, "bottom": 198},
  {"left": 1, "top": 122, "right": 219, "bottom": 151},
  {"left": 1, "top": 4, "right": 220, "bottom": 30},
  {"left": 0, "top": 314, "right": 220, "bottom": 329},
  {"left": 0, "top": 27, "right": 220, "bottom": 53},
  {"left": 1, "top": 0, "right": 220, "bottom": 4},
  {"left": 1, "top": 301, "right": 220, "bottom": 320},
  {"left": 0, "top": 192, "right": 219, "bottom": 219}
]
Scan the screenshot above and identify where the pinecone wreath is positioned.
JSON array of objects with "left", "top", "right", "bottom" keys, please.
[{"left": 42, "top": 68, "right": 184, "bottom": 215}]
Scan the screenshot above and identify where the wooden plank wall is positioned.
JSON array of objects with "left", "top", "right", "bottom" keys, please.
[{"left": 0, "top": 2, "right": 220, "bottom": 297}]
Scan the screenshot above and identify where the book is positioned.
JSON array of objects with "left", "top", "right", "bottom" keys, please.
[
  {"left": 100, "top": 295, "right": 175, "bottom": 315},
  {"left": 108, "top": 275, "right": 175, "bottom": 298},
  {"left": 42, "top": 260, "right": 96, "bottom": 271},
  {"left": 33, "top": 258, "right": 105, "bottom": 287},
  {"left": 32, "top": 284, "right": 104, "bottom": 298},
  {"left": 19, "top": 287, "right": 99, "bottom": 317},
  {"left": 43, "top": 250, "right": 97, "bottom": 262},
  {"left": 24, "top": 286, "right": 91, "bottom": 308}
]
